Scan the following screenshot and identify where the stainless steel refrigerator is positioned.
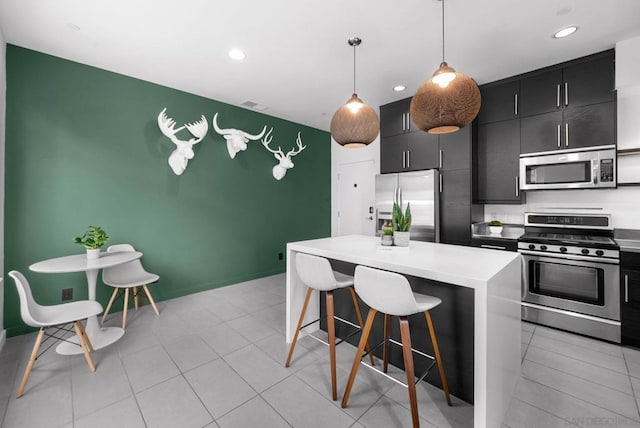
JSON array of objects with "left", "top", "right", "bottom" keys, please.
[{"left": 374, "top": 170, "right": 439, "bottom": 242}]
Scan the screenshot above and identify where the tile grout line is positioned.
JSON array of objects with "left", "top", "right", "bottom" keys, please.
[
  {"left": 621, "top": 348, "right": 640, "bottom": 419},
  {"left": 510, "top": 396, "right": 582, "bottom": 428}
]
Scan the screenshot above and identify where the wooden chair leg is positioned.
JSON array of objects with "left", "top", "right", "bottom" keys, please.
[
  {"left": 341, "top": 308, "right": 377, "bottom": 409},
  {"left": 142, "top": 285, "right": 160, "bottom": 316},
  {"left": 383, "top": 313, "right": 392, "bottom": 373},
  {"left": 348, "top": 287, "right": 375, "bottom": 366},
  {"left": 17, "top": 328, "right": 45, "bottom": 398},
  {"left": 102, "top": 288, "right": 119, "bottom": 324},
  {"left": 74, "top": 322, "right": 96, "bottom": 372},
  {"left": 77, "top": 321, "right": 94, "bottom": 352},
  {"left": 285, "top": 287, "right": 314, "bottom": 367},
  {"left": 425, "top": 311, "right": 452, "bottom": 406},
  {"left": 122, "top": 288, "right": 130, "bottom": 329},
  {"left": 326, "top": 290, "right": 338, "bottom": 400},
  {"left": 399, "top": 317, "right": 420, "bottom": 428},
  {"left": 134, "top": 287, "right": 139, "bottom": 311}
]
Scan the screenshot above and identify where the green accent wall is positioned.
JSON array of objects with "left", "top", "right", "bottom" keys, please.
[{"left": 3, "top": 45, "right": 330, "bottom": 337}]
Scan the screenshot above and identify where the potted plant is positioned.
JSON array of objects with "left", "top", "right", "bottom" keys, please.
[
  {"left": 392, "top": 202, "right": 411, "bottom": 247},
  {"left": 381, "top": 227, "right": 394, "bottom": 246},
  {"left": 74, "top": 225, "right": 109, "bottom": 259},
  {"left": 488, "top": 220, "right": 503, "bottom": 234}
]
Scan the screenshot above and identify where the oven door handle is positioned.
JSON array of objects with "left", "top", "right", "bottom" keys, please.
[{"left": 518, "top": 250, "right": 620, "bottom": 265}]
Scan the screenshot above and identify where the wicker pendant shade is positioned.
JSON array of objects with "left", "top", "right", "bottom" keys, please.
[
  {"left": 330, "top": 37, "right": 379, "bottom": 147},
  {"left": 331, "top": 94, "right": 380, "bottom": 147},
  {"left": 410, "top": 0, "right": 481, "bottom": 134}
]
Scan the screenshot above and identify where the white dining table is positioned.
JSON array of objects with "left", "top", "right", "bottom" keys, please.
[{"left": 29, "top": 251, "right": 143, "bottom": 355}]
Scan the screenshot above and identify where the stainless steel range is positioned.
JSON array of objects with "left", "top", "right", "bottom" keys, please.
[{"left": 519, "top": 212, "right": 620, "bottom": 342}]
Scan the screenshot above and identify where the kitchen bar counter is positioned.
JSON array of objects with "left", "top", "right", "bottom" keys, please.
[{"left": 286, "top": 235, "right": 522, "bottom": 428}]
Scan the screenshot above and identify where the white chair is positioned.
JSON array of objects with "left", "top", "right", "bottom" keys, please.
[
  {"left": 286, "top": 253, "right": 373, "bottom": 401},
  {"left": 9, "top": 270, "right": 102, "bottom": 398},
  {"left": 101, "top": 244, "right": 160, "bottom": 329},
  {"left": 341, "top": 265, "right": 451, "bottom": 428}
]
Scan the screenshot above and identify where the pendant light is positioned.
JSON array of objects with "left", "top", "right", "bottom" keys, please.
[
  {"left": 330, "top": 37, "right": 380, "bottom": 148},
  {"left": 410, "top": 0, "right": 481, "bottom": 134}
]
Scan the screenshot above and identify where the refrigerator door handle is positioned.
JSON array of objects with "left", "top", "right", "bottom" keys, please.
[{"left": 439, "top": 175, "right": 443, "bottom": 193}]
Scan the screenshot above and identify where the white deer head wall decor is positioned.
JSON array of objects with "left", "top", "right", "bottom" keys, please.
[
  {"left": 212, "top": 113, "right": 268, "bottom": 159},
  {"left": 157, "top": 108, "right": 208, "bottom": 175},
  {"left": 262, "top": 130, "right": 306, "bottom": 180}
]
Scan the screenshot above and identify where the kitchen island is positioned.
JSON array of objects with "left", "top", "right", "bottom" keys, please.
[{"left": 286, "top": 235, "right": 521, "bottom": 428}]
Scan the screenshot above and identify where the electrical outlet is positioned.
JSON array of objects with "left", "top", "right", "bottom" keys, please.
[
  {"left": 61, "top": 288, "right": 73, "bottom": 301},
  {"left": 278, "top": 252, "right": 283, "bottom": 260}
]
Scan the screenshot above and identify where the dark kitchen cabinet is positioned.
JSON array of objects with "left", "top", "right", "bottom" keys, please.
[
  {"left": 475, "top": 119, "right": 523, "bottom": 203},
  {"left": 621, "top": 252, "right": 640, "bottom": 347},
  {"left": 477, "top": 80, "right": 520, "bottom": 124},
  {"left": 380, "top": 98, "right": 412, "bottom": 138},
  {"left": 519, "top": 51, "right": 615, "bottom": 117},
  {"left": 440, "top": 169, "right": 472, "bottom": 246},
  {"left": 520, "top": 111, "right": 563, "bottom": 154},
  {"left": 380, "top": 131, "right": 439, "bottom": 173},
  {"left": 439, "top": 126, "right": 472, "bottom": 171}
]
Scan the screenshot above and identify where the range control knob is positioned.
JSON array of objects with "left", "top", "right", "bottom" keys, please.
[
  {"left": 528, "top": 244, "right": 535, "bottom": 250},
  {"left": 560, "top": 247, "right": 568, "bottom": 253},
  {"left": 540, "top": 245, "right": 548, "bottom": 251},
  {"left": 581, "top": 248, "right": 590, "bottom": 255},
  {"left": 596, "top": 250, "right": 604, "bottom": 256}
]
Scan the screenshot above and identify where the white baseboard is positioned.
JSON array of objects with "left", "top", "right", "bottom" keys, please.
[{"left": 0, "top": 329, "right": 6, "bottom": 353}]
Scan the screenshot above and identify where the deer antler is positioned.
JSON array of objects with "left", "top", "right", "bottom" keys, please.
[
  {"left": 286, "top": 132, "right": 306, "bottom": 158},
  {"left": 261, "top": 129, "right": 283, "bottom": 158},
  {"left": 157, "top": 108, "right": 186, "bottom": 141},
  {"left": 184, "top": 115, "right": 208, "bottom": 144}
]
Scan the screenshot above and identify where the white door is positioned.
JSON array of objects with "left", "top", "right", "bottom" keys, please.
[{"left": 337, "top": 160, "right": 376, "bottom": 236}]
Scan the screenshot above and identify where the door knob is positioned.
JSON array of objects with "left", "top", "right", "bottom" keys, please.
[{"left": 366, "top": 216, "right": 373, "bottom": 220}]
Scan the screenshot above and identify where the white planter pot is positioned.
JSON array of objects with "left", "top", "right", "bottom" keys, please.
[
  {"left": 381, "top": 235, "right": 393, "bottom": 246},
  {"left": 393, "top": 231, "right": 410, "bottom": 247},
  {"left": 86, "top": 248, "right": 101, "bottom": 259},
  {"left": 489, "top": 226, "right": 503, "bottom": 234}
]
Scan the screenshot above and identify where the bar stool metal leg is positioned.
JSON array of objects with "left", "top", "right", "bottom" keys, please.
[
  {"left": 425, "top": 311, "right": 452, "bottom": 406},
  {"left": 383, "top": 313, "right": 391, "bottom": 373},
  {"left": 399, "top": 317, "right": 420, "bottom": 428}
]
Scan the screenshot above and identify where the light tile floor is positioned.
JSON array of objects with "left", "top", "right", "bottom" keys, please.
[{"left": 0, "top": 273, "right": 639, "bottom": 428}]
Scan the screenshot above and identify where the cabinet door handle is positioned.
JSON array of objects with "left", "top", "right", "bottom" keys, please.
[
  {"left": 481, "top": 244, "right": 507, "bottom": 250},
  {"left": 401, "top": 113, "right": 406, "bottom": 132},
  {"left": 565, "top": 123, "right": 569, "bottom": 147},
  {"left": 407, "top": 150, "right": 411, "bottom": 168},
  {"left": 556, "top": 84, "right": 561, "bottom": 108},
  {"left": 564, "top": 82, "right": 569, "bottom": 106},
  {"left": 514, "top": 93, "right": 518, "bottom": 116},
  {"left": 515, "top": 176, "right": 519, "bottom": 197},
  {"left": 439, "top": 149, "right": 443, "bottom": 169},
  {"left": 439, "top": 175, "right": 443, "bottom": 193},
  {"left": 402, "top": 151, "right": 406, "bottom": 168},
  {"left": 625, "top": 274, "right": 629, "bottom": 303},
  {"left": 557, "top": 124, "right": 561, "bottom": 148}
]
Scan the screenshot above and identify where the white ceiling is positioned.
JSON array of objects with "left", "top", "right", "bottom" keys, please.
[{"left": 1, "top": 0, "right": 639, "bottom": 131}]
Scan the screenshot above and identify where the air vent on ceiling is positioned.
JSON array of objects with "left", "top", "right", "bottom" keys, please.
[{"left": 240, "top": 100, "right": 269, "bottom": 111}]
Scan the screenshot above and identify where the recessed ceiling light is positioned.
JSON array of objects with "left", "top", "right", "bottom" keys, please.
[
  {"left": 228, "top": 49, "right": 246, "bottom": 61},
  {"left": 553, "top": 26, "right": 578, "bottom": 39},
  {"left": 393, "top": 85, "right": 406, "bottom": 92}
]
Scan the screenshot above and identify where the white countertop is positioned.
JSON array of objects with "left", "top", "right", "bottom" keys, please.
[{"left": 288, "top": 235, "right": 521, "bottom": 289}]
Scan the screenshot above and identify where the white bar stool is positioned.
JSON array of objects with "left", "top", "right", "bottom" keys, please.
[
  {"left": 286, "top": 253, "right": 373, "bottom": 401},
  {"left": 341, "top": 265, "right": 451, "bottom": 428}
]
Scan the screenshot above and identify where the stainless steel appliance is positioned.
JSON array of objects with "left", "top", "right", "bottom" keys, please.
[
  {"left": 374, "top": 170, "right": 439, "bottom": 242},
  {"left": 519, "top": 212, "right": 621, "bottom": 342},
  {"left": 519, "top": 145, "right": 616, "bottom": 191}
]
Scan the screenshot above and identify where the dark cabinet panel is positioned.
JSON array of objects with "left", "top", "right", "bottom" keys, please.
[
  {"left": 407, "top": 132, "right": 439, "bottom": 171},
  {"left": 440, "top": 169, "right": 472, "bottom": 245},
  {"left": 439, "top": 126, "right": 471, "bottom": 171},
  {"left": 563, "top": 102, "right": 616, "bottom": 149},
  {"left": 380, "top": 99, "right": 411, "bottom": 138},
  {"left": 520, "top": 70, "right": 563, "bottom": 117},
  {"left": 621, "top": 251, "right": 640, "bottom": 347},
  {"left": 520, "top": 111, "right": 563, "bottom": 154},
  {"left": 477, "top": 81, "right": 519, "bottom": 124},
  {"left": 562, "top": 54, "right": 615, "bottom": 108},
  {"left": 380, "top": 134, "right": 407, "bottom": 174},
  {"left": 476, "top": 120, "right": 522, "bottom": 203}
]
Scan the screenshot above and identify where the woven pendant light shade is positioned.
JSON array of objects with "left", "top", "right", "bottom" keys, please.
[
  {"left": 410, "top": 64, "right": 481, "bottom": 134},
  {"left": 331, "top": 94, "right": 380, "bottom": 148}
]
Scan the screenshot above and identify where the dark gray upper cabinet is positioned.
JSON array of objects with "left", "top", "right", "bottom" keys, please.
[
  {"left": 477, "top": 80, "right": 520, "bottom": 124},
  {"left": 475, "top": 120, "right": 522, "bottom": 203},
  {"left": 520, "top": 111, "right": 563, "bottom": 154},
  {"left": 520, "top": 51, "right": 615, "bottom": 117},
  {"left": 380, "top": 98, "right": 413, "bottom": 138},
  {"left": 439, "top": 126, "right": 472, "bottom": 171},
  {"left": 379, "top": 130, "right": 439, "bottom": 174}
]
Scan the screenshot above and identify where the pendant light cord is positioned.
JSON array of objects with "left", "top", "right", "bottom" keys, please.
[
  {"left": 353, "top": 42, "right": 357, "bottom": 94},
  {"left": 441, "top": 0, "right": 446, "bottom": 63}
]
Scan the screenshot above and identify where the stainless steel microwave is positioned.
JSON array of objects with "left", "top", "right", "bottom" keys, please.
[{"left": 520, "top": 145, "right": 616, "bottom": 190}]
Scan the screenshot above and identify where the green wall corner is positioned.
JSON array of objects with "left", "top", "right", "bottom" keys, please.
[{"left": 3, "top": 45, "right": 330, "bottom": 337}]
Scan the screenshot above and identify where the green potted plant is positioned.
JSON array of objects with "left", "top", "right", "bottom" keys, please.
[
  {"left": 74, "top": 225, "right": 109, "bottom": 259},
  {"left": 381, "top": 226, "right": 394, "bottom": 246},
  {"left": 392, "top": 202, "right": 411, "bottom": 247},
  {"left": 488, "top": 220, "right": 503, "bottom": 235}
]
